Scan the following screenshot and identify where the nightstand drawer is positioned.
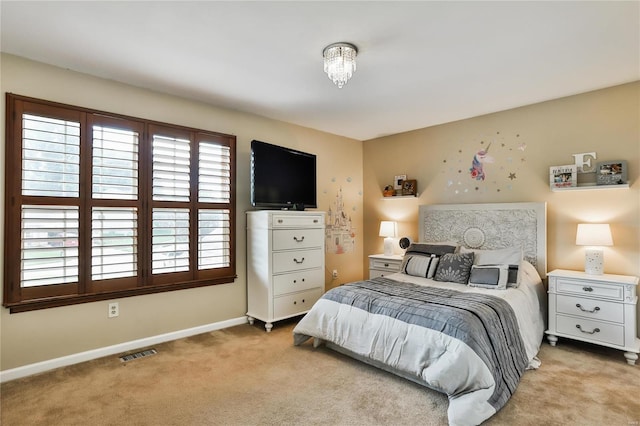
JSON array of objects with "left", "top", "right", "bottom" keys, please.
[
  {"left": 369, "top": 258, "right": 402, "bottom": 272},
  {"left": 556, "top": 314, "right": 624, "bottom": 347},
  {"left": 556, "top": 294, "right": 624, "bottom": 323},
  {"left": 556, "top": 277, "right": 624, "bottom": 301}
]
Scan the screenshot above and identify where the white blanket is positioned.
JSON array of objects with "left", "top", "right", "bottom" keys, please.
[{"left": 293, "top": 265, "right": 546, "bottom": 426}]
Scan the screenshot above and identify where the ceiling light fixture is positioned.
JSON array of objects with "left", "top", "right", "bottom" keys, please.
[{"left": 323, "top": 42, "right": 358, "bottom": 89}]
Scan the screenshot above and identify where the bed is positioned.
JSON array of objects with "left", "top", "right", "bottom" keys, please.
[{"left": 293, "top": 202, "right": 547, "bottom": 426}]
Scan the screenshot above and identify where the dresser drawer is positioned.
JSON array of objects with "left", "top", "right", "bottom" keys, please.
[
  {"left": 556, "top": 277, "right": 624, "bottom": 301},
  {"left": 273, "top": 248, "right": 323, "bottom": 273},
  {"left": 556, "top": 294, "right": 624, "bottom": 323},
  {"left": 272, "top": 229, "right": 324, "bottom": 251},
  {"left": 271, "top": 214, "right": 324, "bottom": 228},
  {"left": 556, "top": 314, "right": 624, "bottom": 347},
  {"left": 273, "top": 269, "right": 323, "bottom": 296},
  {"left": 274, "top": 288, "right": 322, "bottom": 318}
]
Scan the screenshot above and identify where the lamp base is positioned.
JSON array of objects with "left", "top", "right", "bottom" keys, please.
[
  {"left": 584, "top": 248, "right": 604, "bottom": 275},
  {"left": 383, "top": 237, "right": 394, "bottom": 256}
]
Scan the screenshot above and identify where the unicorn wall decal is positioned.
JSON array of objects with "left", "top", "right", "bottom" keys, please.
[{"left": 469, "top": 142, "right": 493, "bottom": 181}]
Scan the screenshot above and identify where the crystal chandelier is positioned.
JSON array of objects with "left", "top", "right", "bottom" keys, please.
[{"left": 323, "top": 42, "right": 358, "bottom": 88}]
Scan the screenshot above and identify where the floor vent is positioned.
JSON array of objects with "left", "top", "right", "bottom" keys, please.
[{"left": 119, "top": 348, "right": 157, "bottom": 362}]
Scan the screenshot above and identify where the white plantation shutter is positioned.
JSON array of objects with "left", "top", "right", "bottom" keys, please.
[
  {"left": 22, "top": 114, "right": 80, "bottom": 197},
  {"left": 199, "top": 142, "right": 231, "bottom": 203},
  {"left": 152, "top": 135, "right": 190, "bottom": 201},
  {"left": 92, "top": 126, "right": 139, "bottom": 200},
  {"left": 21, "top": 206, "right": 79, "bottom": 287},
  {"left": 92, "top": 208, "right": 138, "bottom": 280},
  {"left": 198, "top": 209, "right": 231, "bottom": 269},
  {"left": 152, "top": 208, "right": 190, "bottom": 274}
]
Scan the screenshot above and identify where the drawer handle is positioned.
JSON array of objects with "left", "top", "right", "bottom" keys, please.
[
  {"left": 582, "top": 286, "right": 594, "bottom": 292},
  {"left": 293, "top": 257, "right": 305, "bottom": 264},
  {"left": 293, "top": 236, "right": 305, "bottom": 242},
  {"left": 576, "top": 304, "right": 600, "bottom": 314},
  {"left": 293, "top": 299, "right": 306, "bottom": 305},
  {"left": 576, "top": 324, "right": 600, "bottom": 335},
  {"left": 278, "top": 219, "right": 283, "bottom": 223},
  {"left": 384, "top": 263, "right": 389, "bottom": 267},
  {"left": 313, "top": 219, "right": 318, "bottom": 223}
]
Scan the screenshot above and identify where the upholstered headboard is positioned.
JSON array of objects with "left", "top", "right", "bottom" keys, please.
[{"left": 419, "top": 202, "right": 547, "bottom": 279}]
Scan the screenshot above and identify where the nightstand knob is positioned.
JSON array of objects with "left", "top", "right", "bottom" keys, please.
[
  {"left": 582, "top": 286, "right": 594, "bottom": 292},
  {"left": 576, "top": 324, "right": 600, "bottom": 335},
  {"left": 576, "top": 303, "right": 600, "bottom": 314}
]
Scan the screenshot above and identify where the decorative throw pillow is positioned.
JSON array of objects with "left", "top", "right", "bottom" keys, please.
[
  {"left": 403, "top": 254, "right": 439, "bottom": 278},
  {"left": 433, "top": 252, "right": 475, "bottom": 284},
  {"left": 401, "top": 243, "right": 458, "bottom": 279},
  {"left": 468, "top": 265, "right": 509, "bottom": 290},
  {"left": 460, "top": 246, "right": 523, "bottom": 287}
]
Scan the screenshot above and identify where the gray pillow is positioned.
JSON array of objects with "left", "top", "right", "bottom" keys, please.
[
  {"left": 401, "top": 243, "right": 458, "bottom": 279},
  {"left": 434, "top": 252, "right": 475, "bottom": 284},
  {"left": 468, "top": 265, "right": 508, "bottom": 290}
]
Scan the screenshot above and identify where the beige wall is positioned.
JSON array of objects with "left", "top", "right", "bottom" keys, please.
[
  {"left": 0, "top": 54, "right": 363, "bottom": 371},
  {"left": 363, "top": 81, "right": 640, "bottom": 326}
]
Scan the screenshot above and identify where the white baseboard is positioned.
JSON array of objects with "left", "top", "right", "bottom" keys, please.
[{"left": 0, "top": 316, "right": 248, "bottom": 383}]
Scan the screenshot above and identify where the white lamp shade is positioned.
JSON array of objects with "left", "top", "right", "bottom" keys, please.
[
  {"left": 379, "top": 221, "right": 397, "bottom": 238},
  {"left": 576, "top": 224, "right": 613, "bottom": 246},
  {"left": 379, "top": 221, "right": 397, "bottom": 256},
  {"left": 576, "top": 223, "right": 613, "bottom": 275}
]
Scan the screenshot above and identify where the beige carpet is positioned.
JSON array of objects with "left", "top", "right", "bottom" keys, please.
[{"left": 1, "top": 317, "right": 639, "bottom": 425}]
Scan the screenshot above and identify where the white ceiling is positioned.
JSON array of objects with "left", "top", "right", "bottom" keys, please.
[{"left": 2, "top": 1, "right": 639, "bottom": 141}]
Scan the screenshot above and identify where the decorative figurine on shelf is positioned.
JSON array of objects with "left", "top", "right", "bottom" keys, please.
[{"left": 383, "top": 185, "right": 395, "bottom": 197}]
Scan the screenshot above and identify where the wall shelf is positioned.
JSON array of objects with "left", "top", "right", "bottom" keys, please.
[
  {"left": 381, "top": 194, "right": 418, "bottom": 200},
  {"left": 551, "top": 183, "right": 629, "bottom": 192}
]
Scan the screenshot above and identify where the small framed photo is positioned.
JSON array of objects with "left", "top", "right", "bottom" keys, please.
[
  {"left": 393, "top": 174, "right": 406, "bottom": 190},
  {"left": 401, "top": 179, "right": 417, "bottom": 196},
  {"left": 596, "top": 160, "right": 627, "bottom": 185},
  {"left": 549, "top": 164, "right": 577, "bottom": 188}
]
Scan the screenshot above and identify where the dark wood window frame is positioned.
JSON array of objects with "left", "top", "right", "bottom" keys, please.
[{"left": 4, "top": 94, "right": 237, "bottom": 313}]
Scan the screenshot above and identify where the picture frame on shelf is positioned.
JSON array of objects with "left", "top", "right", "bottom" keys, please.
[
  {"left": 401, "top": 179, "right": 417, "bottom": 196},
  {"left": 393, "top": 174, "right": 406, "bottom": 190},
  {"left": 596, "top": 160, "right": 627, "bottom": 185},
  {"left": 549, "top": 164, "right": 577, "bottom": 189}
]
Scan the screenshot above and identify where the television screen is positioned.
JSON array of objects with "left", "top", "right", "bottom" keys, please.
[{"left": 251, "top": 140, "right": 317, "bottom": 209}]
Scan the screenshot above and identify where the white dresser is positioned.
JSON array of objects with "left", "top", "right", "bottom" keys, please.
[
  {"left": 545, "top": 269, "right": 640, "bottom": 365},
  {"left": 246, "top": 210, "right": 325, "bottom": 332},
  {"left": 368, "top": 254, "right": 404, "bottom": 279}
]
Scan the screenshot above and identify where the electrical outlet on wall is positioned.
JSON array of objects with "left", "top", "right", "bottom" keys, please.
[
  {"left": 332, "top": 270, "right": 338, "bottom": 279},
  {"left": 108, "top": 302, "right": 119, "bottom": 318}
]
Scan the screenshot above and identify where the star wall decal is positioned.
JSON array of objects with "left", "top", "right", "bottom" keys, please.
[
  {"left": 508, "top": 172, "right": 516, "bottom": 180},
  {"left": 518, "top": 143, "right": 527, "bottom": 151}
]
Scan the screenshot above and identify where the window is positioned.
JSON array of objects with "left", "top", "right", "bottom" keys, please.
[{"left": 4, "top": 94, "right": 236, "bottom": 312}]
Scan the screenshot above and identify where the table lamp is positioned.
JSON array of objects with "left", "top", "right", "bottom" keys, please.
[
  {"left": 379, "top": 221, "right": 397, "bottom": 256},
  {"left": 575, "top": 223, "right": 613, "bottom": 275}
]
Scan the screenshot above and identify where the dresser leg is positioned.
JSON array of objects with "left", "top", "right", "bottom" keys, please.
[
  {"left": 547, "top": 334, "right": 558, "bottom": 347},
  {"left": 623, "top": 352, "right": 638, "bottom": 365},
  {"left": 265, "top": 322, "right": 273, "bottom": 332},
  {"left": 247, "top": 316, "right": 254, "bottom": 325}
]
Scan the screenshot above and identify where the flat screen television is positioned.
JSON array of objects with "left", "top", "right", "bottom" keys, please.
[{"left": 250, "top": 140, "right": 317, "bottom": 210}]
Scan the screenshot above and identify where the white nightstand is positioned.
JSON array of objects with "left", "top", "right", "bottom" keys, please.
[
  {"left": 545, "top": 269, "right": 640, "bottom": 365},
  {"left": 368, "top": 254, "right": 404, "bottom": 279}
]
